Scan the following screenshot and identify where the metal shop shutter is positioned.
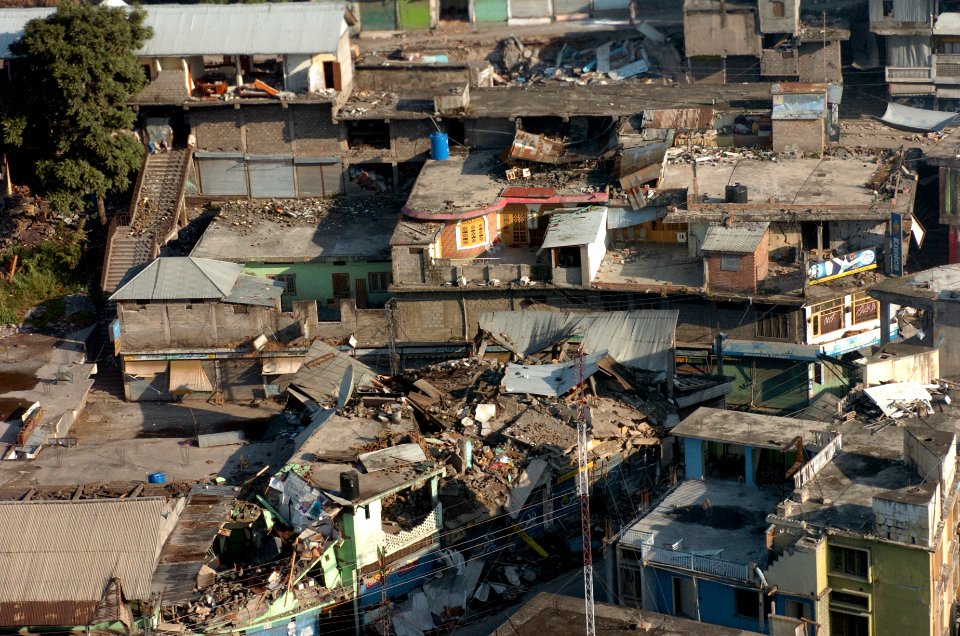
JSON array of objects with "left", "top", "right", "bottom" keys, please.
[
  {"left": 248, "top": 156, "right": 296, "bottom": 198},
  {"left": 295, "top": 158, "right": 342, "bottom": 197},
  {"left": 196, "top": 153, "right": 247, "bottom": 196},
  {"left": 359, "top": 0, "right": 397, "bottom": 30},
  {"left": 474, "top": 0, "right": 508, "bottom": 22},
  {"left": 592, "top": 0, "right": 630, "bottom": 13},
  {"left": 553, "top": 0, "right": 590, "bottom": 15},
  {"left": 510, "top": 0, "right": 551, "bottom": 19}
]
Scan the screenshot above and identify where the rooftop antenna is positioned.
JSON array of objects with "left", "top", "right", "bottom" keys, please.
[{"left": 576, "top": 344, "right": 596, "bottom": 636}]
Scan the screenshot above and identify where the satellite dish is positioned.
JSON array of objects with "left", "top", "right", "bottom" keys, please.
[{"left": 336, "top": 365, "right": 354, "bottom": 411}]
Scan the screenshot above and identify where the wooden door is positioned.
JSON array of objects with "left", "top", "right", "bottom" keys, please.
[
  {"left": 332, "top": 273, "right": 351, "bottom": 299},
  {"left": 355, "top": 279, "right": 368, "bottom": 309}
]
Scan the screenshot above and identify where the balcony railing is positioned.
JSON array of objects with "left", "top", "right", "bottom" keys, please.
[
  {"left": 621, "top": 529, "right": 753, "bottom": 582},
  {"left": 885, "top": 66, "right": 934, "bottom": 82},
  {"left": 935, "top": 54, "right": 960, "bottom": 82},
  {"left": 382, "top": 506, "right": 441, "bottom": 556}
]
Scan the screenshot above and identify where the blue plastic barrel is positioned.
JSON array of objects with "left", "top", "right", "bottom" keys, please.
[
  {"left": 430, "top": 132, "right": 449, "bottom": 161},
  {"left": 148, "top": 471, "right": 166, "bottom": 484}
]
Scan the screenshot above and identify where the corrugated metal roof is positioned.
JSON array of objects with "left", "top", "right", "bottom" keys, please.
[
  {"left": 642, "top": 107, "right": 714, "bottom": 130},
  {"left": 501, "top": 352, "right": 605, "bottom": 396},
  {"left": 0, "top": 4, "right": 346, "bottom": 58},
  {"left": 539, "top": 207, "right": 607, "bottom": 250},
  {"left": 0, "top": 8, "right": 52, "bottom": 58},
  {"left": 152, "top": 485, "right": 237, "bottom": 604},
  {"left": 111, "top": 257, "right": 281, "bottom": 304},
  {"left": 287, "top": 340, "right": 377, "bottom": 405},
  {"left": 701, "top": 222, "right": 769, "bottom": 254},
  {"left": 140, "top": 4, "right": 346, "bottom": 56},
  {"left": 606, "top": 207, "right": 663, "bottom": 229},
  {"left": 479, "top": 309, "right": 678, "bottom": 380},
  {"left": 0, "top": 497, "right": 176, "bottom": 624}
]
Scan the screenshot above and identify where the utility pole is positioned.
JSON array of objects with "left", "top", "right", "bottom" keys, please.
[
  {"left": 377, "top": 547, "right": 392, "bottom": 635},
  {"left": 576, "top": 344, "right": 596, "bottom": 636}
]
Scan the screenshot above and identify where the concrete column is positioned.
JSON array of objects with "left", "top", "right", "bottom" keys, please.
[
  {"left": 880, "top": 301, "right": 892, "bottom": 346},
  {"left": 744, "top": 446, "right": 756, "bottom": 488}
]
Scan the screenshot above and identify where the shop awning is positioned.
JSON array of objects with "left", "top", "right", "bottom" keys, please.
[
  {"left": 169, "top": 360, "right": 213, "bottom": 392},
  {"left": 124, "top": 360, "right": 168, "bottom": 377}
]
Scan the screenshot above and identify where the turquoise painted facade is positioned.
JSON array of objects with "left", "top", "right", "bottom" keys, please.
[{"left": 244, "top": 260, "right": 393, "bottom": 309}]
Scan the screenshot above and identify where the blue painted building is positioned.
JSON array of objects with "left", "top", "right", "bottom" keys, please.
[{"left": 615, "top": 407, "right": 829, "bottom": 635}]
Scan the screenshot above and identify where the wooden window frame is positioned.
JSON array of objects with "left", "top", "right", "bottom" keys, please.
[{"left": 457, "top": 216, "right": 487, "bottom": 249}]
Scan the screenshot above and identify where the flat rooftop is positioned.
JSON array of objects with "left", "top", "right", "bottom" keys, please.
[
  {"left": 402, "top": 150, "right": 607, "bottom": 220},
  {"left": 870, "top": 262, "right": 960, "bottom": 305},
  {"left": 661, "top": 158, "right": 880, "bottom": 207},
  {"left": 594, "top": 244, "right": 704, "bottom": 292},
  {"left": 337, "top": 82, "right": 773, "bottom": 121},
  {"left": 779, "top": 420, "right": 932, "bottom": 536},
  {"left": 190, "top": 199, "right": 396, "bottom": 263},
  {"left": 499, "top": 592, "right": 763, "bottom": 635},
  {"left": 672, "top": 407, "right": 826, "bottom": 450},
  {"left": 621, "top": 480, "right": 781, "bottom": 568}
]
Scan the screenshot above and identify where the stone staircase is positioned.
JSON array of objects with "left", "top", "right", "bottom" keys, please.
[{"left": 101, "top": 148, "right": 191, "bottom": 295}]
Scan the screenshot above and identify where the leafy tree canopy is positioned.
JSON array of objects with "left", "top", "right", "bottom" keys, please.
[{"left": 2, "top": 3, "right": 152, "bottom": 214}]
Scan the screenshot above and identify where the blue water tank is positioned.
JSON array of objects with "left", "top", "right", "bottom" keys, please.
[
  {"left": 430, "top": 132, "right": 449, "bottom": 161},
  {"left": 148, "top": 471, "right": 166, "bottom": 484}
]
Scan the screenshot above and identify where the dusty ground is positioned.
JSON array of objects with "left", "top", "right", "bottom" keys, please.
[{"left": 0, "top": 399, "right": 298, "bottom": 490}]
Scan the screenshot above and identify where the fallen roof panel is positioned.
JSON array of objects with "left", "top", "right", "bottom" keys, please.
[
  {"left": 501, "top": 352, "right": 605, "bottom": 396},
  {"left": 878, "top": 102, "right": 959, "bottom": 133}
]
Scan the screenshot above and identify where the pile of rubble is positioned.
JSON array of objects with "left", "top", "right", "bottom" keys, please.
[
  {"left": 0, "top": 188, "right": 75, "bottom": 252},
  {"left": 205, "top": 198, "right": 328, "bottom": 234},
  {"left": 490, "top": 25, "right": 683, "bottom": 87}
]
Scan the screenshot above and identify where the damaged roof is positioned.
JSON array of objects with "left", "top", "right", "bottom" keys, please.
[
  {"left": 701, "top": 222, "right": 769, "bottom": 254},
  {"left": 0, "top": 497, "right": 178, "bottom": 626},
  {"left": 539, "top": 207, "right": 608, "bottom": 251},
  {"left": 479, "top": 310, "right": 678, "bottom": 380},
  {"left": 110, "top": 257, "right": 284, "bottom": 305},
  {"left": 672, "top": 407, "right": 824, "bottom": 449},
  {"left": 870, "top": 262, "right": 960, "bottom": 304},
  {"left": 286, "top": 339, "right": 378, "bottom": 406}
]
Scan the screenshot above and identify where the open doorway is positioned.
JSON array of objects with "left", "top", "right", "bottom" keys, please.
[{"left": 439, "top": 0, "right": 469, "bottom": 21}]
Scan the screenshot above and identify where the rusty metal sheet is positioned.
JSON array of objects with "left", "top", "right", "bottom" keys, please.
[
  {"left": 0, "top": 600, "right": 98, "bottom": 627},
  {"left": 508, "top": 130, "right": 579, "bottom": 164},
  {"left": 618, "top": 143, "right": 667, "bottom": 209},
  {"left": 642, "top": 107, "right": 714, "bottom": 130}
]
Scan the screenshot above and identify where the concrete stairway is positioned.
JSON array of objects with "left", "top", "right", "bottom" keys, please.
[{"left": 101, "top": 148, "right": 190, "bottom": 295}]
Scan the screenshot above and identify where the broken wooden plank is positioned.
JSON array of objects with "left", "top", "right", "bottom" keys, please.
[
  {"left": 122, "top": 484, "right": 144, "bottom": 500},
  {"left": 413, "top": 379, "right": 443, "bottom": 400}
]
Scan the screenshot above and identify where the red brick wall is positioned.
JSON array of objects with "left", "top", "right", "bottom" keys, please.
[
  {"left": 706, "top": 229, "right": 769, "bottom": 293},
  {"left": 773, "top": 118, "right": 824, "bottom": 155},
  {"left": 438, "top": 211, "right": 502, "bottom": 258}
]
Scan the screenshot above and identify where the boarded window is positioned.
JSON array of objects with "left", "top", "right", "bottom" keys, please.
[
  {"left": 720, "top": 255, "right": 740, "bottom": 271},
  {"left": 771, "top": 0, "right": 785, "bottom": 17},
  {"left": 458, "top": 217, "right": 487, "bottom": 248},
  {"left": 368, "top": 271, "right": 392, "bottom": 292},
  {"left": 755, "top": 312, "right": 789, "bottom": 339},
  {"left": 332, "top": 273, "right": 351, "bottom": 298}
]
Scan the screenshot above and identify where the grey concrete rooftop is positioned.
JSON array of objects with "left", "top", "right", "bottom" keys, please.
[
  {"left": 191, "top": 204, "right": 396, "bottom": 264},
  {"left": 778, "top": 420, "right": 927, "bottom": 536},
  {"left": 672, "top": 407, "right": 826, "bottom": 450},
  {"left": 622, "top": 480, "right": 781, "bottom": 568},
  {"left": 661, "top": 158, "right": 880, "bottom": 207},
  {"left": 499, "top": 591, "right": 763, "bottom": 635},
  {"left": 403, "top": 151, "right": 505, "bottom": 219},
  {"left": 870, "top": 262, "right": 960, "bottom": 305},
  {"left": 594, "top": 244, "right": 704, "bottom": 292}
]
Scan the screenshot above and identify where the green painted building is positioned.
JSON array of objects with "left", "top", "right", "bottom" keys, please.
[{"left": 191, "top": 205, "right": 396, "bottom": 313}]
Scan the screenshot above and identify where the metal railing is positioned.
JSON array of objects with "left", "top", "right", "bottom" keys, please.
[
  {"left": 885, "top": 66, "right": 933, "bottom": 82},
  {"left": 621, "top": 529, "right": 753, "bottom": 582},
  {"left": 934, "top": 54, "right": 960, "bottom": 81}
]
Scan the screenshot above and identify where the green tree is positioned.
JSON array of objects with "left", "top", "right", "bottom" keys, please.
[{"left": 2, "top": 3, "right": 152, "bottom": 220}]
